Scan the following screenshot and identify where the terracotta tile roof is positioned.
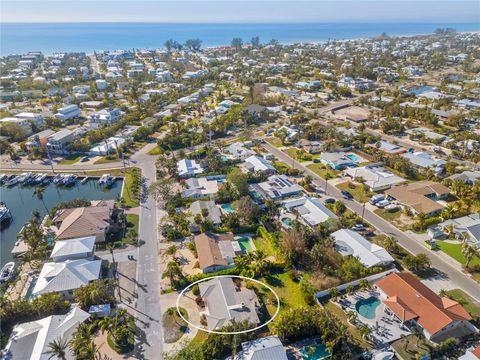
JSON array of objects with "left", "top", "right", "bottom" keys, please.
[
  {"left": 194, "top": 232, "right": 234, "bottom": 270},
  {"left": 376, "top": 272, "right": 471, "bottom": 336},
  {"left": 473, "top": 346, "right": 480, "bottom": 358}
]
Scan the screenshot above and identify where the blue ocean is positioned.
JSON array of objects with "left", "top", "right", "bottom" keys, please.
[{"left": 1, "top": 22, "right": 479, "bottom": 55}]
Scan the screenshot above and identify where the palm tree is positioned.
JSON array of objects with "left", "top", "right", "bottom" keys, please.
[
  {"left": 359, "top": 324, "right": 373, "bottom": 340},
  {"left": 416, "top": 212, "right": 427, "bottom": 231},
  {"left": 411, "top": 327, "right": 423, "bottom": 346},
  {"left": 346, "top": 310, "right": 357, "bottom": 325},
  {"left": 462, "top": 242, "right": 478, "bottom": 268},
  {"left": 162, "top": 261, "right": 183, "bottom": 288},
  {"left": 328, "top": 287, "right": 340, "bottom": 299},
  {"left": 33, "top": 186, "right": 49, "bottom": 213},
  {"left": 324, "top": 172, "right": 333, "bottom": 195},
  {"left": 44, "top": 337, "right": 69, "bottom": 360}
]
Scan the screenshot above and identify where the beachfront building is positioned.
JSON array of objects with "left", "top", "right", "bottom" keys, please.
[
  {"left": 332, "top": 229, "right": 394, "bottom": 268},
  {"left": 375, "top": 272, "right": 477, "bottom": 342},
  {"left": 2, "top": 307, "right": 90, "bottom": 360},
  {"left": 55, "top": 104, "right": 81, "bottom": 121},
  {"left": 199, "top": 277, "right": 260, "bottom": 331}
]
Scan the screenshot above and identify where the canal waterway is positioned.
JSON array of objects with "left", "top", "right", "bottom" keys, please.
[{"left": 0, "top": 179, "right": 122, "bottom": 266}]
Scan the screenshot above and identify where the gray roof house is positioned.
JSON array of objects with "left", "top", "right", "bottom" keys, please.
[
  {"left": 282, "top": 196, "right": 337, "bottom": 226},
  {"left": 189, "top": 200, "right": 222, "bottom": 227},
  {"left": 199, "top": 277, "right": 260, "bottom": 330},
  {"left": 242, "top": 155, "right": 276, "bottom": 175},
  {"left": 3, "top": 307, "right": 90, "bottom": 360},
  {"left": 253, "top": 175, "right": 303, "bottom": 200},
  {"left": 50, "top": 236, "right": 96, "bottom": 262},
  {"left": 234, "top": 336, "right": 288, "bottom": 360},
  {"left": 345, "top": 163, "right": 406, "bottom": 191},
  {"left": 402, "top": 152, "right": 446, "bottom": 174},
  {"left": 447, "top": 171, "right": 480, "bottom": 184}
]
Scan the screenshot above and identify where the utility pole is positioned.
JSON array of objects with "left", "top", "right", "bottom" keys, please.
[{"left": 46, "top": 145, "right": 55, "bottom": 174}]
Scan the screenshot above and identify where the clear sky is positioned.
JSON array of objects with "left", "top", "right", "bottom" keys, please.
[{"left": 1, "top": 0, "right": 479, "bottom": 23}]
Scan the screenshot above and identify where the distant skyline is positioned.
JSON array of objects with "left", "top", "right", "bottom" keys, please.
[{"left": 2, "top": 0, "right": 479, "bottom": 24}]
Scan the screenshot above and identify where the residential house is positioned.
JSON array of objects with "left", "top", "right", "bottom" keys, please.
[
  {"left": 52, "top": 200, "right": 117, "bottom": 242},
  {"left": 385, "top": 181, "right": 450, "bottom": 216},
  {"left": 282, "top": 196, "right": 337, "bottom": 227},
  {"left": 14, "top": 112, "right": 44, "bottom": 127},
  {"left": 371, "top": 140, "right": 407, "bottom": 155},
  {"left": 234, "top": 336, "right": 288, "bottom": 360},
  {"left": 177, "top": 159, "right": 204, "bottom": 178},
  {"left": 46, "top": 129, "right": 76, "bottom": 153},
  {"left": 182, "top": 175, "right": 225, "bottom": 199},
  {"left": 194, "top": 232, "right": 238, "bottom": 273},
  {"left": 0, "top": 116, "right": 34, "bottom": 135},
  {"left": 199, "top": 277, "right": 260, "bottom": 330},
  {"left": 447, "top": 171, "right": 480, "bottom": 184},
  {"left": 252, "top": 175, "right": 303, "bottom": 200},
  {"left": 50, "top": 236, "right": 96, "bottom": 262},
  {"left": 459, "top": 347, "right": 480, "bottom": 360},
  {"left": 223, "top": 142, "right": 256, "bottom": 160},
  {"left": 3, "top": 307, "right": 90, "bottom": 360},
  {"left": 242, "top": 155, "right": 276, "bottom": 175},
  {"left": 332, "top": 229, "right": 394, "bottom": 268},
  {"left": 55, "top": 104, "right": 81, "bottom": 121},
  {"left": 431, "top": 214, "right": 480, "bottom": 244},
  {"left": 345, "top": 163, "right": 406, "bottom": 191},
  {"left": 89, "top": 136, "right": 125, "bottom": 155},
  {"left": 320, "top": 152, "right": 355, "bottom": 170},
  {"left": 375, "top": 272, "right": 477, "bottom": 342},
  {"left": 402, "top": 152, "right": 446, "bottom": 174},
  {"left": 87, "top": 108, "right": 124, "bottom": 128},
  {"left": 189, "top": 200, "right": 222, "bottom": 229},
  {"left": 299, "top": 139, "right": 322, "bottom": 154}
]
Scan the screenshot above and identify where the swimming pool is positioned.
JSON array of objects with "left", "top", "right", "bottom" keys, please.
[
  {"left": 356, "top": 296, "right": 381, "bottom": 319},
  {"left": 300, "top": 343, "right": 331, "bottom": 360},
  {"left": 238, "top": 237, "right": 253, "bottom": 252},
  {"left": 24, "top": 276, "right": 38, "bottom": 300},
  {"left": 346, "top": 153, "right": 362, "bottom": 163},
  {"left": 281, "top": 217, "right": 293, "bottom": 227},
  {"left": 221, "top": 203, "right": 235, "bottom": 213}
]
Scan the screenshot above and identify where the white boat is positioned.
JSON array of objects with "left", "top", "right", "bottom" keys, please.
[
  {"left": 98, "top": 174, "right": 115, "bottom": 186},
  {"left": 0, "top": 203, "right": 11, "bottom": 223},
  {"left": 0, "top": 262, "right": 15, "bottom": 283},
  {"left": 62, "top": 174, "right": 77, "bottom": 186},
  {"left": 53, "top": 174, "right": 65, "bottom": 184},
  {"left": 81, "top": 176, "right": 89, "bottom": 184},
  {"left": 0, "top": 174, "right": 7, "bottom": 183},
  {"left": 5, "top": 176, "right": 19, "bottom": 187}
]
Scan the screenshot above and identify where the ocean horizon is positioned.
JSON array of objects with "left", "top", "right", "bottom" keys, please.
[{"left": 1, "top": 22, "right": 479, "bottom": 56}]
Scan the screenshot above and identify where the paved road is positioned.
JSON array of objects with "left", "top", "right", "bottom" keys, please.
[{"left": 262, "top": 140, "right": 480, "bottom": 300}]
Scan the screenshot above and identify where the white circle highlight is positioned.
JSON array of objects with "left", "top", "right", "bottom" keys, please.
[{"left": 176, "top": 275, "right": 281, "bottom": 335}]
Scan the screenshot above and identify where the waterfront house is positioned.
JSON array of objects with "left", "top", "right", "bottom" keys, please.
[
  {"left": 55, "top": 104, "right": 81, "bottom": 121},
  {"left": 282, "top": 196, "right": 337, "bottom": 226},
  {"left": 32, "top": 259, "right": 102, "bottom": 298},
  {"left": 50, "top": 236, "right": 96, "bottom": 262},
  {"left": 194, "top": 232, "right": 236, "bottom": 273},
  {"left": 375, "top": 272, "right": 477, "bottom": 342},
  {"left": 3, "top": 307, "right": 90, "bottom": 360},
  {"left": 46, "top": 128, "right": 76, "bottom": 153},
  {"left": 345, "top": 163, "right": 406, "bottom": 191},
  {"left": 199, "top": 277, "right": 260, "bottom": 331},
  {"left": 89, "top": 136, "right": 125, "bottom": 156},
  {"left": 177, "top": 159, "right": 204, "bottom": 178},
  {"left": 234, "top": 336, "right": 288, "bottom": 360},
  {"left": 25, "top": 129, "right": 55, "bottom": 151},
  {"left": 385, "top": 181, "right": 450, "bottom": 216},
  {"left": 332, "top": 229, "right": 394, "bottom": 268},
  {"left": 53, "top": 201, "right": 117, "bottom": 242}
]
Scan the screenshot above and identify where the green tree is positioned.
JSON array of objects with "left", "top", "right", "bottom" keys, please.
[{"left": 44, "top": 337, "right": 69, "bottom": 360}]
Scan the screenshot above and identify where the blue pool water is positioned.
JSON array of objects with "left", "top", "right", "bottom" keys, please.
[
  {"left": 410, "top": 85, "right": 436, "bottom": 96},
  {"left": 281, "top": 217, "right": 293, "bottom": 227},
  {"left": 221, "top": 203, "right": 235, "bottom": 213},
  {"left": 356, "top": 296, "right": 381, "bottom": 319},
  {"left": 300, "top": 343, "right": 331, "bottom": 360},
  {"left": 346, "top": 153, "right": 362, "bottom": 163}
]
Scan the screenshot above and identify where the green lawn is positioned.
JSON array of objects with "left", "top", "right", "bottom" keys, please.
[
  {"left": 336, "top": 181, "right": 374, "bottom": 203},
  {"left": 119, "top": 214, "right": 139, "bottom": 245},
  {"left": 374, "top": 208, "right": 401, "bottom": 222},
  {"left": 59, "top": 155, "right": 81, "bottom": 164},
  {"left": 148, "top": 146, "right": 162, "bottom": 155},
  {"left": 437, "top": 241, "right": 480, "bottom": 267},
  {"left": 445, "top": 289, "right": 480, "bottom": 317},
  {"left": 284, "top": 148, "right": 316, "bottom": 162},
  {"left": 392, "top": 335, "right": 433, "bottom": 360},
  {"left": 121, "top": 168, "right": 141, "bottom": 207},
  {"left": 253, "top": 237, "right": 276, "bottom": 258},
  {"left": 265, "top": 136, "right": 284, "bottom": 148},
  {"left": 273, "top": 161, "right": 291, "bottom": 174},
  {"left": 306, "top": 163, "right": 340, "bottom": 179},
  {"left": 93, "top": 156, "right": 122, "bottom": 164}
]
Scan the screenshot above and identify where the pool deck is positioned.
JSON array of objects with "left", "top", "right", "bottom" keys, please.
[{"left": 335, "top": 290, "right": 411, "bottom": 347}]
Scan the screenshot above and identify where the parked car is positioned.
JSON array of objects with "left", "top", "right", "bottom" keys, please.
[
  {"left": 424, "top": 240, "right": 439, "bottom": 250},
  {"left": 352, "top": 223, "right": 365, "bottom": 231},
  {"left": 80, "top": 156, "right": 89, "bottom": 162},
  {"left": 370, "top": 194, "right": 385, "bottom": 205},
  {"left": 341, "top": 190, "right": 353, "bottom": 200},
  {"left": 376, "top": 199, "right": 390, "bottom": 208},
  {"left": 385, "top": 204, "right": 399, "bottom": 212},
  {"left": 324, "top": 197, "right": 336, "bottom": 204},
  {"left": 313, "top": 158, "right": 321, "bottom": 163}
]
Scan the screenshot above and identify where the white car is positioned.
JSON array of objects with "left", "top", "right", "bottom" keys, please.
[{"left": 376, "top": 199, "right": 390, "bottom": 208}]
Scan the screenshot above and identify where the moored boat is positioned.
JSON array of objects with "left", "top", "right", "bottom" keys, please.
[{"left": 0, "top": 262, "right": 15, "bottom": 283}]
